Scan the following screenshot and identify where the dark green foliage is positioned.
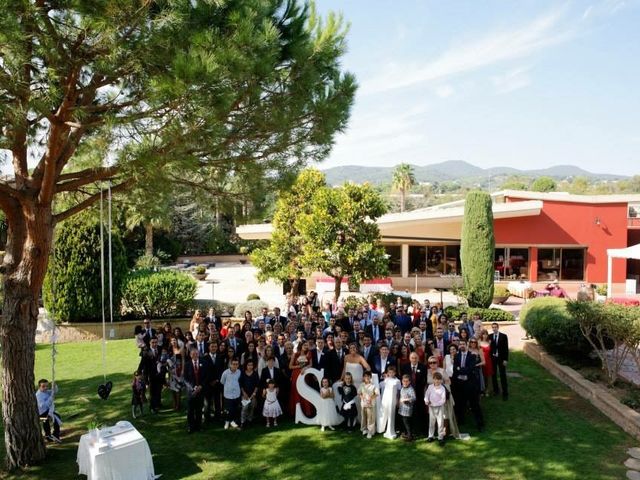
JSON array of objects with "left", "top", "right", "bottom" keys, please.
[
  {"left": 460, "top": 191, "right": 495, "bottom": 308},
  {"left": 43, "top": 214, "right": 128, "bottom": 322},
  {"left": 444, "top": 306, "right": 514, "bottom": 323},
  {"left": 246, "top": 293, "right": 261, "bottom": 301},
  {"left": 520, "top": 297, "right": 591, "bottom": 357},
  {"left": 121, "top": 270, "right": 197, "bottom": 318}
]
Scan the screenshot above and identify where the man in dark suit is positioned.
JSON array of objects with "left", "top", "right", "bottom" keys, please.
[
  {"left": 205, "top": 307, "right": 222, "bottom": 332},
  {"left": 271, "top": 307, "right": 287, "bottom": 327},
  {"left": 138, "top": 336, "right": 164, "bottom": 413},
  {"left": 184, "top": 348, "right": 208, "bottom": 433},
  {"left": 226, "top": 334, "right": 244, "bottom": 358},
  {"left": 443, "top": 322, "right": 459, "bottom": 345},
  {"left": 452, "top": 341, "right": 484, "bottom": 431},
  {"left": 361, "top": 334, "right": 377, "bottom": 366},
  {"left": 401, "top": 352, "right": 427, "bottom": 432},
  {"left": 311, "top": 337, "right": 328, "bottom": 371},
  {"left": 366, "top": 316, "right": 384, "bottom": 345},
  {"left": 418, "top": 319, "right": 433, "bottom": 343},
  {"left": 141, "top": 319, "right": 156, "bottom": 346},
  {"left": 195, "top": 331, "right": 209, "bottom": 358},
  {"left": 260, "top": 356, "right": 284, "bottom": 389},
  {"left": 490, "top": 322, "right": 509, "bottom": 400},
  {"left": 325, "top": 337, "right": 347, "bottom": 383},
  {"left": 372, "top": 344, "right": 395, "bottom": 377},
  {"left": 203, "top": 341, "right": 225, "bottom": 422}
]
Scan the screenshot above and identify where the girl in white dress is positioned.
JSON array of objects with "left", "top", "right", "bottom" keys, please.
[
  {"left": 318, "top": 377, "right": 342, "bottom": 431},
  {"left": 262, "top": 379, "right": 282, "bottom": 427}
]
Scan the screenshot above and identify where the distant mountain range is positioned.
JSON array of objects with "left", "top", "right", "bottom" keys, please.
[{"left": 321, "top": 160, "right": 627, "bottom": 186}]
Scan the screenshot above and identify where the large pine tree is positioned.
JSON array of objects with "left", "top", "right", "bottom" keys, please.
[{"left": 0, "top": 0, "right": 355, "bottom": 468}]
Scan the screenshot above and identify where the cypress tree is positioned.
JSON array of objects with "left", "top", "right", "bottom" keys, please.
[{"left": 461, "top": 191, "right": 495, "bottom": 308}]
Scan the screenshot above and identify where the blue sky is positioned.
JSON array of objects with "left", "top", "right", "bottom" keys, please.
[{"left": 314, "top": 0, "right": 640, "bottom": 176}]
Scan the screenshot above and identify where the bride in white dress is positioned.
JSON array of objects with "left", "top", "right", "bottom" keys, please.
[{"left": 342, "top": 342, "right": 371, "bottom": 387}]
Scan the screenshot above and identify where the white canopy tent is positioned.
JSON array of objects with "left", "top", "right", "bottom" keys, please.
[{"left": 607, "top": 243, "right": 640, "bottom": 297}]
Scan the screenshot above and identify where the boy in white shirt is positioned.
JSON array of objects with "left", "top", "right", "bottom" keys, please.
[
  {"left": 358, "top": 371, "right": 379, "bottom": 439},
  {"left": 36, "top": 379, "right": 61, "bottom": 443},
  {"left": 424, "top": 371, "right": 447, "bottom": 445}
]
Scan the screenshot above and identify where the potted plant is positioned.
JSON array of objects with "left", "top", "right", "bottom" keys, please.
[
  {"left": 492, "top": 285, "right": 510, "bottom": 305},
  {"left": 193, "top": 265, "right": 207, "bottom": 281},
  {"left": 239, "top": 246, "right": 249, "bottom": 264}
]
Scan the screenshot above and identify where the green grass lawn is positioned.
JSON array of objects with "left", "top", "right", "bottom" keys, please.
[{"left": 0, "top": 339, "right": 634, "bottom": 480}]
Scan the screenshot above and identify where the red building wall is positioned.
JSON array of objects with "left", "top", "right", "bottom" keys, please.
[{"left": 493, "top": 198, "right": 628, "bottom": 283}]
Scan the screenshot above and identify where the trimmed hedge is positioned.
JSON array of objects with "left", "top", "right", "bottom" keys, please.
[
  {"left": 121, "top": 270, "right": 197, "bottom": 318},
  {"left": 234, "top": 299, "right": 269, "bottom": 318},
  {"left": 444, "top": 305, "right": 514, "bottom": 323},
  {"left": 43, "top": 213, "right": 128, "bottom": 322},
  {"left": 520, "top": 297, "right": 591, "bottom": 357},
  {"left": 460, "top": 191, "right": 495, "bottom": 308}
]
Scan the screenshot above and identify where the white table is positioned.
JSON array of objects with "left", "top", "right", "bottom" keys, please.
[
  {"left": 508, "top": 281, "right": 533, "bottom": 299},
  {"left": 77, "top": 422, "right": 155, "bottom": 480}
]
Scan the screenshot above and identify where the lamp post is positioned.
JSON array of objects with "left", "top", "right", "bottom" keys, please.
[{"left": 205, "top": 279, "right": 220, "bottom": 304}]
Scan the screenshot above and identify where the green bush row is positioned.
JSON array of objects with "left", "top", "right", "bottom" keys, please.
[
  {"left": 121, "top": 270, "right": 197, "bottom": 318},
  {"left": 519, "top": 297, "right": 591, "bottom": 357},
  {"left": 444, "top": 305, "right": 514, "bottom": 323}
]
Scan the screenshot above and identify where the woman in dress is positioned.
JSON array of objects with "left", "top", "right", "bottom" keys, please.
[
  {"left": 258, "top": 345, "right": 279, "bottom": 373},
  {"left": 413, "top": 336, "right": 427, "bottom": 364},
  {"left": 341, "top": 342, "right": 371, "bottom": 388},
  {"left": 459, "top": 328, "right": 470, "bottom": 344},
  {"left": 478, "top": 329, "right": 494, "bottom": 396},
  {"left": 241, "top": 341, "right": 259, "bottom": 368},
  {"left": 396, "top": 344, "right": 411, "bottom": 373},
  {"left": 167, "top": 337, "right": 185, "bottom": 411},
  {"left": 183, "top": 331, "right": 195, "bottom": 351},
  {"left": 444, "top": 344, "right": 457, "bottom": 379},
  {"left": 189, "top": 310, "right": 204, "bottom": 337},
  {"left": 426, "top": 355, "right": 460, "bottom": 439},
  {"left": 468, "top": 337, "right": 486, "bottom": 394},
  {"left": 288, "top": 341, "right": 313, "bottom": 417},
  {"left": 173, "top": 327, "right": 185, "bottom": 349}
]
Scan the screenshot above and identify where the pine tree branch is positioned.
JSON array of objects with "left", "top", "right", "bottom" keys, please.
[
  {"left": 55, "top": 166, "right": 120, "bottom": 192},
  {"left": 53, "top": 179, "right": 133, "bottom": 223}
]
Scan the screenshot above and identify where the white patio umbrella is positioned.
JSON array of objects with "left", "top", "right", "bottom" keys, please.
[{"left": 607, "top": 243, "right": 640, "bottom": 297}]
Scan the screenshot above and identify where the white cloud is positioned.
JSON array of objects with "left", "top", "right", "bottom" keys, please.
[
  {"left": 361, "top": 5, "right": 573, "bottom": 95},
  {"left": 434, "top": 84, "right": 455, "bottom": 98},
  {"left": 491, "top": 66, "right": 532, "bottom": 94}
]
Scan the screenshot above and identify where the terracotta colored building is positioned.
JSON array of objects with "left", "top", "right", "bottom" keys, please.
[{"left": 238, "top": 190, "right": 640, "bottom": 294}]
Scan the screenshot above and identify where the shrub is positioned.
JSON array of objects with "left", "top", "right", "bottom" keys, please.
[
  {"left": 343, "top": 295, "right": 366, "bottom": 311},
  {"left": 595, "top": 284, "right": 607, "bottom": 296},
  {"left": 461, "top": 191, "right": 495, "bottom": 307},
  {"left": 493, "top": 285, "right": 510, "bottom": 297},
  {"left": 520, "top": 297, "right": 590, "bottom": 357},
  {"left": 234, "top": 299, "right": 269, "bottom": 318},
  {"left": 134, "top": 254, "right": 161, "bottom": 270},
  {"left": 246, "top": 293, "right": 261, "bottom": 301},
  {"left": 194, "top": 265, "right": 206, "bottom": 275},
  {"left": 444, "top": 306, "right": 514, "bottom": 323},
  {"left": 121, "top": 270, "right": 197, "bottom": 318},
  {"left": 43, "top": 213, "right": 128, "bottom": 322}
]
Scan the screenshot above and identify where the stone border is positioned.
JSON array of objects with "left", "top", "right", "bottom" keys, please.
[{"left": 524, "top": 341, "right": 640, "bottom": 440}]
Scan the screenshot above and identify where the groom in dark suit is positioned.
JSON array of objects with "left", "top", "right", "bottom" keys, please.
[
  {"left": 452, "top": 341, "right": 484, "bottom": 432},
  {"left": 490, "top": 322, "right": 509, "bottom": 400}
]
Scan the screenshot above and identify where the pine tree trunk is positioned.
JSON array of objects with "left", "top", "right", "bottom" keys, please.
[
  {"left": 144, "top": 222, "right": 153, "bottom": 257},
  {"left": 400, "top": 189, "right": 405, "bottom": 213},
  {"left": 1, "top": 202, "right": 52, "bottom": 469},
  {"left": 333, "top": 276, "right": 342, "bottom": 304}
]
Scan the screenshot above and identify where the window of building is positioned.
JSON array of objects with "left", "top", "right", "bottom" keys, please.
[
  {"left": 426, "top": 245, "right": 445, "bottom": 276},
  {"left": 408, "top": 246, "right": 426, "bottom": 275},
  {"left": 495, "top": 247, "right": 529, "bottom": 279},
  {"left": 385, "top": 245, "right": 402, "bottom": 276},
  {"left": 538, "top": 248, "right": 584, "bottom": 281},
  {"left": 445, "top": 245, "right": 461, "bottom": 275}
]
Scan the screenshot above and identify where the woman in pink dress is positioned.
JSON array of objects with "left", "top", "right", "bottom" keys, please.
[
  {"left": 288, "top": 342, "right": 314, "bottom": 417},
  {"left": 479, "top": 329, "right": 494, "bottom": 396}
]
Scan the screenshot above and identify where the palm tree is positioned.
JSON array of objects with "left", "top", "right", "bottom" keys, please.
[
  {"left": 124, "top": 188, "right": 172, "bottom": 257},
  {"left": 392, "top": 163, "right": 416, "bottom": 212}
]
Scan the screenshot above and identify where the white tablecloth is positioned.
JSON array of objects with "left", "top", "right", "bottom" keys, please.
[
  {"left": 508, "top": 281, "right": 532, "bottom": 298},
  {"left": 77, "top": 422, "right": 155, "bottom": 480}
]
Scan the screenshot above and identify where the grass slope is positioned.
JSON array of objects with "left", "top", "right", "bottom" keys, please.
[{"left": 0, "top": 339, "right": 634, "bottom": 480}]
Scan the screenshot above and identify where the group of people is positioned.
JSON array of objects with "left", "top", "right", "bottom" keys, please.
[{"left": 133, "top": 296, "right": 510, "bottom": 443}]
